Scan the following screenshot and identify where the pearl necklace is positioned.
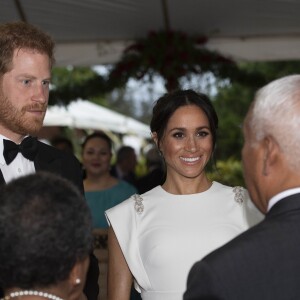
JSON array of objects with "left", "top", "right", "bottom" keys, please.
[{"left": 1, "top": 290, "right": 64, "bottom": 300}]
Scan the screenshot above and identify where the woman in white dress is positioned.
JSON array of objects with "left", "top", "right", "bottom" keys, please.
[{"left": 105, "top": 90, "right": 264, "bottom": 300}]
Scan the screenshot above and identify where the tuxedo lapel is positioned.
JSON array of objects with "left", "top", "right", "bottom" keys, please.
[
  {"left": 34, "top": 142, "right": 63, "bottom": 175},
  {"left": 34, "top": 153, "right": 61, "bottom": 173}
]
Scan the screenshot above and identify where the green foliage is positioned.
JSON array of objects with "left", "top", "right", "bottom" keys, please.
[
  {"left": 105, "top": 87, "right": 138, "bottom": 118},
  {"left": 213, "top": 82, "right": 255, "bottom": 160},
  {"left": 212, "top": 60, "right": 300, "bottom": 161},
  {"left": 208, "top": 159, "right": 245, "bottom": 187},
  {"left": 50, "top": 67, "right": 107, "bottom": 105},
  {"left": 240, "top": 60, "right": 300, "bottom": 83},
  {"left": 49, "top": 67, "right": 138, "bottom": 118}
]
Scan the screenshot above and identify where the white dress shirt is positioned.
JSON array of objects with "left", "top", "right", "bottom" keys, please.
[
  {"left": 267, "top": 187, "right": 300, "bottom": 212},
  {"left": 0, "top": 135, "right": 36, "bottom": 183}
]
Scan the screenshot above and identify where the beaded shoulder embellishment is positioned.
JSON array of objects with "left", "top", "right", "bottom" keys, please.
[
  {"left": 233, "top": 186, "right": 244, "bottom": 205},
  {"left": 133, "top": 194, "right": 144, "bottom": 214}
]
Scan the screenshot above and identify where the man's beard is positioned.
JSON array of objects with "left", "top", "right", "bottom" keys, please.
[{"left": 0, "top": 94, "right": 47, "bottom": 136}]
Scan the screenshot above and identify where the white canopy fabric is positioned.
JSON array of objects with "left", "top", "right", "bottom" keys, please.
[
  {"left": 2, "top": 0, "right": 300, "bottom": 66},
  {"left": 43, "top": 99, "right": 151, "bottom": 139}
]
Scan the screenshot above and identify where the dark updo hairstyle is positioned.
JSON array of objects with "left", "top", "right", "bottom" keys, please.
[
  {"left": 150, "top": 89, "right": 219, "bottom": 152},
  {"left": 82, "top": 132, "right": 113, "bottom": 153}
]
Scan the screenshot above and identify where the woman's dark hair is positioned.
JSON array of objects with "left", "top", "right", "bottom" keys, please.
[
  {"left": 0, "top": 172, "right": 93, "bottom": 290},
  {"left": 82, "top": 132, "right": 113, "bottom": 152},
  {"left": 150, "top": 89, "right": 219, "bottom": 152}
]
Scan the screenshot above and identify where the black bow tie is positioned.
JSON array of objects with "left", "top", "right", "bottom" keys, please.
[{"left": 3, "top": 136, "right": 38, "bottom": 165}]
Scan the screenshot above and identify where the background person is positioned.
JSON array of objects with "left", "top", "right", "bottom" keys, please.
[
  {"left": 136, "top": 146, "right": 165, "bottom": 194},
  {"left": 82, "top": 132, "right": 137, "bottom": 229},
  {"left": 0, "top": 172, "right": 93, "bottom": 300},
  {"left": 184, "top": 75, "right": 300, "bottom": 300},
  {"left": 51, "top": 136, "right": 75, "bottom": 154},
  {"left": 0, "top": 21, "right": 98, "bottom": 299},
  {"left": 82, "top": 132, "right": 138, "bottom": 300},
  {"left": 105, "top": 90, "right": 263, "bottom": 300},
  {"left": 110, "top": 145, "right": 138, "bottom": 187}
]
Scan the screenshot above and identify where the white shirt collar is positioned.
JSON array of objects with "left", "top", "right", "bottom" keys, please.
[{"left": 267, "top": 187, "right": 300, "bottom": 211}]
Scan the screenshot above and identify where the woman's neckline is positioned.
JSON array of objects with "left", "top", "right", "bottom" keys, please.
[{"left": 159, "top": 181, "right": 215, "bottom": 196}]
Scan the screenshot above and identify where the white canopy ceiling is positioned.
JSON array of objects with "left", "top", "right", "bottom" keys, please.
[
  {"left": 43, "top": 99, "right": 151, "bottom": 139},
  {"left": 2, "top": 0, "right": 300, "bottom": 66}
]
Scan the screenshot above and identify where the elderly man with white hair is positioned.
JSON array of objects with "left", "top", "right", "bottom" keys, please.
[{"left": 184, "top": 74, "right": 300, "bottom": 300}]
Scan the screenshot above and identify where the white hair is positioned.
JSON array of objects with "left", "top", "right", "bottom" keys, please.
[{"left": 248, "top": 74, "right": 300, "bottom": 171}]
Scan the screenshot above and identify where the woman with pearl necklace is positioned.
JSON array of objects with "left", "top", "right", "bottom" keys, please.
[{"left": 0, "top": 173, "right": 93, "bottom": 300}]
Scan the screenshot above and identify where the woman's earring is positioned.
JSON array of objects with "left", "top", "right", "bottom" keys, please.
[{"left": 75, "top": 278, "right": 81, "bottom": 285}]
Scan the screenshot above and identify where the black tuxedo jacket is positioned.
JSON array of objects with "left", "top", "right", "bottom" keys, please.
[
  {"left": 0, "top": 141, "right": 99, "bottom": 300},
  {"left": 0, "top": 141, "right": 83, "bottom": 190},
  {"left": 184, "top": 194, "right": 300, "bottom": 300}
]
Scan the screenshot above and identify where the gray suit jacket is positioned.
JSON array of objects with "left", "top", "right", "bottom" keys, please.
[{"left": 184, "top": 194, "right": 300, "bottom": 300}]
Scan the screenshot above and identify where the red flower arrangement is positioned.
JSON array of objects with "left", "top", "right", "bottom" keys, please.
[{"left": 107, "top": 30, "right": 237, "bottom": 91}]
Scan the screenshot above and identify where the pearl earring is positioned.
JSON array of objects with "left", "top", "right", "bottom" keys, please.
[{"left": 75, "top": 278, "right": 81, "bottom": 285}]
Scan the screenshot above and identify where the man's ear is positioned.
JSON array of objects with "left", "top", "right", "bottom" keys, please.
[{"left": 262, "top": 135, "right": 280, "bottom": 176}]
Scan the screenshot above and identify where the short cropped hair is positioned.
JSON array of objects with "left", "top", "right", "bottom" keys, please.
[
  {"left": 249, "top": 74, "right": 300, "bottom": 171},
  {"left": 0, "top": 21, "right": 55, "bottom": 76},
  {"left": 0, "top": 172, "right": 93, "bottom": 290}
]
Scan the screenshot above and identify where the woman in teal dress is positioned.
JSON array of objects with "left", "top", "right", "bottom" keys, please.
[
  {"left": 82, "top": 132, "right": 140, "bottom": 300},
  {"left": 82, "top": 132, "right": 137, "bottom": 228}
]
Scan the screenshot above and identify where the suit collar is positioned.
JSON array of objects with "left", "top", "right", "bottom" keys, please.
[
  {"left": 268, "top": 187, "right": 300, "bottom": 211},
  {"left": 267, "top": 193, "right": 300, "bottom": 218}
]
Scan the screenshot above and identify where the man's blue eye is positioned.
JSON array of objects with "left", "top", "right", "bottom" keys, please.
[{"left": 23, "top": 79, "right": 30, "bottom": 85}]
